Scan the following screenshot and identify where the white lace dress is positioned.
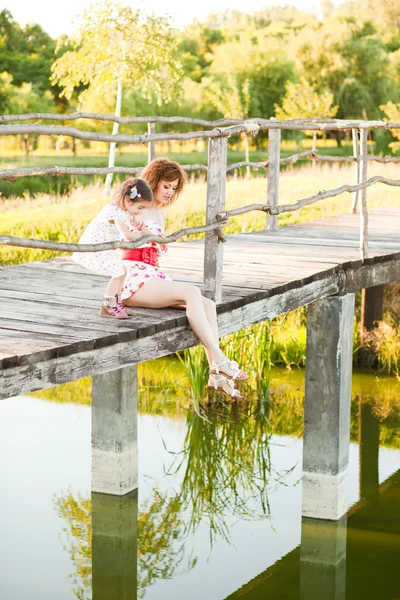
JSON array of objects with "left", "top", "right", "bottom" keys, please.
[
  {"left": 72, "top": 202, "right": 131, "bottom": 278},
  {"left": 120, "top": 219, "right": 172, "bottom": 300}
]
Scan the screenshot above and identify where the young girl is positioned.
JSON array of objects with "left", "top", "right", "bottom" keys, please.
[
  {"left": 120, "top": 157, "right": 249, "bottom": 399},
  {"left": 72, "top": 178, "right": 153, "bottom": 318}
]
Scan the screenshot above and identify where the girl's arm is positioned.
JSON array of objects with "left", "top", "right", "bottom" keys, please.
[{"left": 114, "top": 219, "right": 140, "bottom": 241}]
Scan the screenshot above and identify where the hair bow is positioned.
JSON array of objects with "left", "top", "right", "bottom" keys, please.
[{"left": 129, "top": 186, "right": 141, "bottom": 200}]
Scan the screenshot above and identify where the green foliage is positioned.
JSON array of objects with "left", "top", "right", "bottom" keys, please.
[
  {"left": 51, "top": 1, "right": 182, "bottom": 106},
  {"left": 176, "top": 347, "right": 210, "bottom": 412},
  {"left": 0, "top": 10, "right": 57, "bottom": 93},
  {"left": 275, "top": 77, "right": 338, "bottom": 120}
]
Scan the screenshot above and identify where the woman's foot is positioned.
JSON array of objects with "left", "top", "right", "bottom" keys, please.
[
  {"left": 210, "top": 358, "right": 249, "bottom": 381},
  {"left": 207, "top": 374, "right": 243, "bottom": 399}
]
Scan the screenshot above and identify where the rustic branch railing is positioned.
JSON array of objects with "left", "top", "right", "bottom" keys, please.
[
  {"left": 2, "top": 174, "right": 399, "bottom": 250},
  {"left": 2, "top": 151, "right": 400, "bottom": 182},
  {"left": 2, "top": 113, "right": 400, "bottom": 300}
]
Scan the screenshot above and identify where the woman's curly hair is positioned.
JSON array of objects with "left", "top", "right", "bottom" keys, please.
[{"left": 140, "top": 157, "right": 186, "bottom": 205}]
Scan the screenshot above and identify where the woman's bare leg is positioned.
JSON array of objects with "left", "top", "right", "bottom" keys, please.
[{"left": 124, "top": 279, "right": 242, "bottom": 388}]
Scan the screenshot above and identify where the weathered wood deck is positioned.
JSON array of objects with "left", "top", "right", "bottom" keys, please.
[{"left": 2, "top": 207, "right": 400, "bottom": 400}]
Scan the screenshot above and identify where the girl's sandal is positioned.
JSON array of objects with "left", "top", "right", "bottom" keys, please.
[
  {"left": 210, "top": 359, "right": 249, "bottom": 381},
  {"left": 207, "top": 374, "right": 243, "bottom": 399}
]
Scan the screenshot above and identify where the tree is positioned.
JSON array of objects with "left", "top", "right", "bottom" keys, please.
[
  {"left": 275, "top": 77, "right": 338, "bottom": 148},
  {"left": 51, "top": 0, "right": 183, "bottom": 193},
  {"left": 0, "top": 10, "right": 57, "bottom": 94},
  {"left": 204, "top": 74, "right": 252, "bottom": 176}
]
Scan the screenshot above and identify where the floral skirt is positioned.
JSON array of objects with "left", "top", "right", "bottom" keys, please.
[{"left": 120, "top": 260, "right": 172, "bottom": 300}]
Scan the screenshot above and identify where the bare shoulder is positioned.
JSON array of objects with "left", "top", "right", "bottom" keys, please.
[{"left": 141, "top": 207, "right": 165, "bottom": 227}]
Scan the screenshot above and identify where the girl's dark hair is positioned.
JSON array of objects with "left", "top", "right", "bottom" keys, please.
[{"left": 115, "top": 178, "right": 153, "bottom": 210}]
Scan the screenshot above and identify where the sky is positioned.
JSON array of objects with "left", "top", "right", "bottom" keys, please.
[{"left": 3, "top": 0, "right": 327, "bottom": 37}]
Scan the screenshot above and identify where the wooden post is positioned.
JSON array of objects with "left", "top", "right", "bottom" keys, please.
[
  {"left": 267, "top": 127, "right": 281, "bottom": 230},
  {"left": 360, "top": 128, "right": 369, "bottom": 260},
  {"left": 300, "top": 515, "right": 347, "bottom": 600},
  {"left": 203, "top": 136, "right": 227, "bottom": 302},
  {"left": 92, "top": 364, "right": 138, "bottom": 495},
  {"left": 303, "top": 294, "right": 355, "bottom": 520},
  {"left": 351, "top": 128, "right": 360, "bottom": 213},
  {"left": 147, "top": 122, "right": 155, "bottom": 163},
  {"left": 360, "top": 285, "right": 384, "bottom": 368},
  {"left": 243, "top": 132, "right": 250, "bottom": 179},
  {"left": 92, "top": 490, "right": 137, "bottom": 599}
]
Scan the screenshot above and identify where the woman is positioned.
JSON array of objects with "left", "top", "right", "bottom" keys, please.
[{"left": 121, "top": 157, "right": 248, "bottom": 398}]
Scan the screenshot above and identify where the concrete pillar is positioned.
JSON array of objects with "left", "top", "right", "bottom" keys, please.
[
  {"left": 303, "top": 294, "right": 355, "bottom": 520},
  {"left": 92, "top": 490, "right": 138, "bottom": 600},
  {"left": 300, "top": 515, "right": 347, "bottom": 600},
  {"left": 92, "top": 365, "right": 138, "bottom": 495}
]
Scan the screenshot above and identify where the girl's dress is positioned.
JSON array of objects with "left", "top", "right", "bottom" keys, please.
[
  {"left": 120, "top": 219, "right": 172, "bottom": 300},
  {"left": 73, "top": 205, "right": 172, "bottom": 298},
  {"left": 73, "top": 202, "right": 130, "bottom": 278}
]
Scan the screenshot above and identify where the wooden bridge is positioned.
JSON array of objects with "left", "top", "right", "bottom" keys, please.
[{"left": 2, "top": 114, "right": 400, "bottom": 524}]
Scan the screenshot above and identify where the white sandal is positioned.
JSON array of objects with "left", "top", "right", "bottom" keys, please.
[
  {"left": 210, "top": 359, "right": 249, "bottom": 381},
  {"left": 207, "top": 374, "right": 243, "bottom": 399}
]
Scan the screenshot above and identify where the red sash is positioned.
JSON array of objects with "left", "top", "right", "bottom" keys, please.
[{"left": 121, "top": 247, "right": 159, "bottom": 266}]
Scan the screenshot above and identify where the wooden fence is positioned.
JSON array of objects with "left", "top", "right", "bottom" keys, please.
[{"left": 2, "top": 113, "right": 400, "bottom": 301}]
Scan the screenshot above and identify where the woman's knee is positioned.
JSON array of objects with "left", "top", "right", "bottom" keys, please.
[
  {"left": 182, "top": 284, "right": 202, "bottom": 302},
  {"left": 202, "top": 296, "right": 216, "bottom": 312}
]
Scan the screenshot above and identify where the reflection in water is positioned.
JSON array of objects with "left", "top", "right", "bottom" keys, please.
[
  {"left": 137, "top": 491, "right": 196, "bottom": 596},
  {"left": 55, "top": 399, "right": 296, "bottom": 598},
  {"left": 54, "top": 491, "right": 92, "bottom": 600},
  {"left": 51, "top": 369, "right": 400, "bottom": 600},
  {"left": 300, "top": 516, "right": 347, "bottom": 600},
  {"left": 173, "top": 404, "right": 295, "bottom": 543},
  {"left": 92, "top": 492, "right": 137, "bottom": 600}
]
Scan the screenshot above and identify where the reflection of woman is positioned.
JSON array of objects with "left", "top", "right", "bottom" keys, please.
[{"left": 122, "top": 158, "right": 248, "bottom": 398}]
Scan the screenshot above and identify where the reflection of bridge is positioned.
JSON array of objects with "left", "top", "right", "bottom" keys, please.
[
  {"left": 224, "top": 468, "right": 400, "bottom": 600},
  {"left": 1, "top": 208, "right": 400, "bottom": 521},
  {"left": 89, "top": 402, "right": 399, "bottom": 599}
]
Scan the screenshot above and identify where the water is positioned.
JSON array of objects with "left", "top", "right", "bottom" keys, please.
[{"left": 0, "top": 369, "right": 399, "bottom": 600}]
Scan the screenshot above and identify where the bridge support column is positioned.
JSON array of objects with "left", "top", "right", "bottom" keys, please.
[
  {"left": 92, "top": 490, "right": 138, "bottom": 600},
  {"left": 302, "top": 294, "right": 355, "bottom": 520},
  {"left": 92, "top": 365, "right": 138, "bottom": 495},
  {"left": 300, "top": 515, "right": 347, "bottom": 600}
]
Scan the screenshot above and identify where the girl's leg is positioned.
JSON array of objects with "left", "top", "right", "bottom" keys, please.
[
  {"left": 100, "top": 273, "right": 128, "bottom": 319},
  {"left": 105, "top": 274, "right": 126, "bottom": 297}
]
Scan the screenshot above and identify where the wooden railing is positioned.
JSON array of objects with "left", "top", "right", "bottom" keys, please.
[{"left": 2, "top": 114, "right": 400, "bottom": 301}]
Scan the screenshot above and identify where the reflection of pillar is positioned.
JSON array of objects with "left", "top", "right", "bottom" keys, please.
[
  {"left": 92, "top": 365, "right": 138, "bottom": 495},
  {"left": 92, "top": 490, "right": 138, "bottom": 600},
  {"left": 300, "top": 515, "right": 347, "bottom": 600},
  {"left": 303, "top": 294, "right": 355, "bottom": 520},
  {"left": 359, "top": 398, "right": 379, "bottom": 502}
]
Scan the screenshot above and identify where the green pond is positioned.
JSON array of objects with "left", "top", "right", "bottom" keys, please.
[{"left": 0, "top": 365, "right": 399, "bottom": 600}]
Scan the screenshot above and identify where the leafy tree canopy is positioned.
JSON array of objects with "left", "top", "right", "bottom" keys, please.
[{"left": 51, "top": 0, "right": 183, "bottom": 105}]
